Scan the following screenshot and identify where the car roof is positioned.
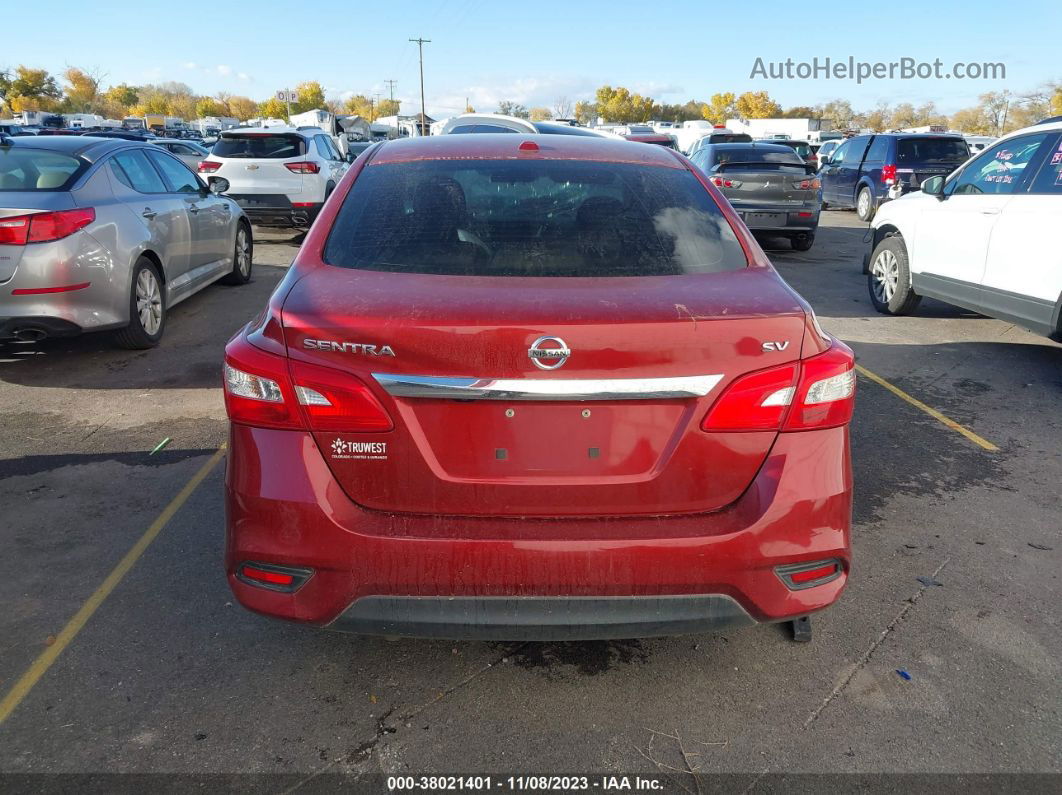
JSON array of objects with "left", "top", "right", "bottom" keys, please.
[
  {"left": 6, "top": 134, "right": 141, "bottom": 162},
  {"left": 706, "top": 142, "right": 796, "bottom": 152},
  {"left": 370, "top": 133, "right": 685, "bottom": 168}
]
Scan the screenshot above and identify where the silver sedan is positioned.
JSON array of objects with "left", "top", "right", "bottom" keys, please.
[{"left": 0, "top": 135, "right": 252, "bottom": 348}]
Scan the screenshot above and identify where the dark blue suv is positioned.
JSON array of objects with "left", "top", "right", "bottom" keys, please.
[{"left": 820, "top": 133, "right": 970, "bottom": 221}]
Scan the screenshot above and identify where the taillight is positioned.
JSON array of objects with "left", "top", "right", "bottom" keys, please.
[
  {"left": 198, "top": 160, "right": 221, "bottom": 173},
  {"left": 776, "top": 559, "right": 843, "bottom": 590},
  {"left": 290, "top": 359, "right": 393, "bottom": 432},
  {"left": 794, "top": 178, "right": 820, "bottom": 190},
  {"left": 284, "top": 161, "right": 321, "bottom": 174},
  {"left": 0, "top": 208, "right": 95, "bottom": 246},
  {"left": 701, "top": 339, "right": 855, "bottom": 432},
  {"left": 223, "top": 333, "right": 393, "bottom": 432},
  {"left": 711, "top": 176, "right": 741, "bottom": 188},
  {"left": 881, "top": 164, "right": 897, "bottom": 185}
]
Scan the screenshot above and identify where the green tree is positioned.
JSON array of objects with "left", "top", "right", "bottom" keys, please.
[
  {"left": 498, "top": 100, "right": 529, "bottom": 119},
  {"left": 595, "top": 86, "right": 657, "bottom": 123},
  {"left": 104, "top": 83, "right": 138, "bottom": 108},
  {"left": 293, "top": 81, "right": 326, "bottom": 113},
  {"left": 702, "top": 92, "right": 735, "bottom": 124},
  {"left": 734, "top": 91, "right": 782, "bottom": 119}
]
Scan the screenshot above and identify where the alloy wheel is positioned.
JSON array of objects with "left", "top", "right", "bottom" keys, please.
[
  {"left": 871, "top": 249, "right": 899, "bottom": 304},
  {"left": 136, "top": 268, "right": 162, "bottom": 335},
  {"left": 236, "top": 227, "right": 251, "bottom": 277}
]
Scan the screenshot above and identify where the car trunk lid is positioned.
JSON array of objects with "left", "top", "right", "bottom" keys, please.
[
  {"left": 0, "top": 193, "right": 77, "bottom": 282},
  {"left": 281, "top": 267, "right": 807, "bottom": 517}
]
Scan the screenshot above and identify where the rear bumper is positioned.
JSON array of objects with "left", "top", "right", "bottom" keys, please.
[
  {"left": 225, "top": 424, "right": 852, "bottom": 639},
  {"left": 734, "top": 206, "right": 820, "bottom": 234},
  {"left": 240, "top": 203, "right": 322, "bottom": 228}
]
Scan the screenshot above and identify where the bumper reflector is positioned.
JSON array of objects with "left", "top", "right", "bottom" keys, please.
[
  {"left": 775, "top": 559, "right": 842, "bottom": 590},
  {"left": 236, "top": 562, "right": 313, "bottom": 593}
]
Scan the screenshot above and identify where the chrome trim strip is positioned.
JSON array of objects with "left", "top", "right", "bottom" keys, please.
[{"left": 372, "top": 373, "right": 724, "bottom": 401}]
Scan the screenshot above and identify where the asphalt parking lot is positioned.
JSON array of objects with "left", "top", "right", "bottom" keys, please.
[{"left": 0, "top": 212, "right": 1059, "bottom": 786}]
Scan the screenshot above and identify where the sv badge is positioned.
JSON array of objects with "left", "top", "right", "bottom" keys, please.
[{"left": 762, "top": 341, "right": 790, "bottom": 352}]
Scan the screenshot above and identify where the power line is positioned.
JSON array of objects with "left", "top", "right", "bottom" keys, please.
[
  {"left": 384, "top": 79, "right": 397, "bottom": 105},
  {"left": 408, "top": 37, "right": 431, "bottom": 134}
]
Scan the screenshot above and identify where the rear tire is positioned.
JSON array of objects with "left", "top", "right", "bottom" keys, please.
[
  {"left": 220, "top": 222, "right": 253, "bottom": 285},
  {"left": 868, "top": 236, "right": 921, "bottom": 315},
  {"left": 791, "top": 233, "right": 815, "bottom": 252},
  {"left": 114, "top": 257, "right": 166, "bottom": 349},
  {"left": 856, "top": 187, "right": 875, "bottom": 222}
]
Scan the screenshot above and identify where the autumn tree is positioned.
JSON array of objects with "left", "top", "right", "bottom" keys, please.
[
  {"left": 594, "top": 86, "right": 657, "bottom": 123},
  {"left": 574, "top": 100, "right": 596, "bottom": 125},
  {"left": 293, "top": 81, "right": 326, "bottom": 113},
  {"left": 861, "top": 102, "right": 891, "bottom": 132},
  {"left": 552, "top": 96, "right": 573, "bottom": 118},
  {"left": 195, "top": 97, "right": 225, "bottom": 118},
  {"left": 103, "top": 83, "right": 138, "bottom": 108},
  {"left": 660, "top": 100, "right": 707, "bottom": 123},
  {"left": 701, "top": 92, "right": 736, "bottom": 124},
  {"left": 949, "top": 106, "right": 990, "bottom": 134},
  {"left": 227, "top": 96, "right": 257, "bottom": 120},
  {"left": 780, "top": 105, "right": 817, "bottom": 119},
  {"left": 819, "top": 99, "right": 856, "bottom": 129},
  {"left": 734, "top": 91, "right": 782, "bottom": 119},
  {"left": 344, "top": 94, "right": 375, "bottom": 119},
  {"left": 529, "top": 107, "right": 552, "bottom": 121},
  {"left": 62, "top": 67, "right": 103, "bottom": 112},
  {"left": 377, "top": 98, "right": 400, "bottom": 117},
  {"left": 6, "top": 65, "right": 62, "bottom": 111},
  {"left": 258, "top": 97, "right": 288, "bottom": 120}
]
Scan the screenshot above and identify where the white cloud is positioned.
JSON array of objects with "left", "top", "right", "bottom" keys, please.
[
  {"left": 182, "top": 61, "right": 198, "bottom": 70},
  {"left": 430, "top": 75, "right": 599, "bottom": 116},
  {"left": 237, "top": 72, "right": 251, "bottom": 82},
  {"left": 216, "top": 64, "right": 233, "bottom": 77}
]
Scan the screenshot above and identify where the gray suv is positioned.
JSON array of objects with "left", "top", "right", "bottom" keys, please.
[{"left": 0, "top": 135, "right": 252, "bottom": 348}]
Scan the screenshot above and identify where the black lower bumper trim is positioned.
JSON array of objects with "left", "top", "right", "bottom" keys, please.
[
  {"left": 0, "top": 316, "right": 83, "bottom": 340},
  {"left": 329, "top": 594, "right": 758, "bottom": 640}
]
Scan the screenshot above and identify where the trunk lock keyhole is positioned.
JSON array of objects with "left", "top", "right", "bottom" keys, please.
[
  {"left": 581, "top": 409, "right": 591, "bottom": 418},
  {"left": 505, "top": 408, "right": 515, "bottom": 418}
]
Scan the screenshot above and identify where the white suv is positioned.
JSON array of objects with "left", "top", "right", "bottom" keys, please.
[
  {"left": 198, "top": 127, "right": 351, "bottom": 227},
  {"left": 866, "top": 119, "right": 1062, "bottom": 340}
]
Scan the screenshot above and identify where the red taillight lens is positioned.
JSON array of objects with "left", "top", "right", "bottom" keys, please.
[
  {"left": 783, "top": 340, "right": 856, "bottom": 431},
  {"left": 223, "top": 334, "right": 302, "bottom": 430},
  {"left": 198, "top": 160, "right": 221, "bottom": 173},
  {"left": 794, "top": 178, "right": 821, "bottom": 190},
  {"left": 0, "top": 208, "right": 95, "bottom": 246},
  {"left": 236, "top": 562, "right": 313, "bottom": 592},
  {"left": 222, "top": 333, "right": 393, "bottom": 432},
  {"left": 776, "top": 559, "right": 842, "bottom": 590},
  {"left": 711, "top": 176, "right": 734, "bottom": 188},
  {"left": 290, "top": 359, "right": 393, "bottom": 432},
  {"left": 702, "top": 339, "right": 855, "bottom": 433},
  {"left": 284, "top": 161, "right": 321, "bottom": 174},
  {"left": 881, "top": 163, "right": 897, "bottom": 185},
  {"left": 702, "top": 363, "right": 799, "bottom": 431}
]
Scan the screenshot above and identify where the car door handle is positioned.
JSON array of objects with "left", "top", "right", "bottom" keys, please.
[
  {"left": 189, "top": 205, "right": 200, "bottom": 214},
  {"left": 142, "top": 208, "right": 157, "bottom": 219}
]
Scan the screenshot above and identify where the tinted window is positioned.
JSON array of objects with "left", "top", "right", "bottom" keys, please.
[
  {"left": 532, "top": 123, "right": 606, "bottom": 137},
  {"left": 708, "top": 133, "right": 753, "bottom": 144},
  {"left": 0, "top": 147, "right": 84, "bottom": 191},
  {"left": 842, "top": 137, "right": 869, "bottom": 164},
  {"left": 324, "top": 159, "right": 747, "bottom": 277},
  {"left": 448, "top": 124, "right": 518, "bottom": 134},
  {"left": 714, "top": 147, "right": 804, "bottom": 166},
  {"left": 110, "top": 150, "right": 167, "bottom": 193},
  {"left": 897, "top": 137, "right": 969, "bottom": 164},
  {"left": 1029, "top": 136, "right": 1062, "bottom": 194},
  {"left": 865, "top": 136, "right": 890, "bottom": 162},
  {"left": 147, "top": 151, "right": 201, "bottom": 193},
  {"left": 212, "top": 134, "right": 305, "bottom": 158},
  {"left": 949, "top": 133, "right": 1048, "bottom": 195}
]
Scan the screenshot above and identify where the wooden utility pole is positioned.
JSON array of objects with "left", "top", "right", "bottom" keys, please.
[{"left": 409, "top": 37, "right": 431, "bottom": 135}]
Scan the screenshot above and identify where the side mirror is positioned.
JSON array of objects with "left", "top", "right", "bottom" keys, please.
[
  {"left": 345, "top": 152, "right": 356, "bottom": 163},
  {"left": 208, "top": 177, "right": 230, "bottom": 195},
  {"left": 921, "top": 175, "right": 945, "bottom": 198}
]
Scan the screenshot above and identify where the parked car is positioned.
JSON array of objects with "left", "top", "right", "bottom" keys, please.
[
  {"left": 198, "top": 127, "right": 350, "bottom": 228},
  {"left": 0, "top": 123, "right": 33, "bottom": 137},
  {"left": 815, "top": 139, "right": 842, "bottom": 167},
  {"left": 439, "top": 114, "right": 610, "bottom": 138},
  {"left": 0, "top": 135, "right": 252, "bottom": 348},
  {"left": 689, "top": 142, "right": 821, "bottom": 251},
  {"left": 865, "top": 120, "right": 1062, "bottom": 340},
  {"left": 222, "top": 133, "right": 856, "bottom": 641},
  {"left": 820, "top": 133, "right": 970, "bottom": 221},
  {"left": 685, "top": 128, "right": 754, "bottom": 156},
  {"left": 151, "top": 138, "right": 210, "bottom": 170},
  {"left": 759, "top": 138, "right": 817, "bottom": 170},
  {"left": 80, "top": 129, "right": 157, "bottom": 142}
]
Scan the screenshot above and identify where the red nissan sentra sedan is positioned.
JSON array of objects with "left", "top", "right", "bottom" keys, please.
[{"left": 223, "top": 134, "right": 854, "bottom": 641}]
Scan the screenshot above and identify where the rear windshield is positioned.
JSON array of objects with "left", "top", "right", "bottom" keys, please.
[
  {"left": 897, "top": 137, "right": 969, "bottom": 164},
  {"left": 716, "top": 148, "right": 805, "bottom": 168},
  {"left": 324, "top": 159, "right": 747, "bottom": 277},
  {"left": 708, "top": 133, "right": 753, "bottom": 144},
  {"left": 212, "top": 134, "right": 305, "bottom": 158},
  {"left": 0, "top": 147, "right": 85, "bottom": 191}
]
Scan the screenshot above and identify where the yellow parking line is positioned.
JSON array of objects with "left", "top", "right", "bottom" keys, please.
[
  {"left": 0, "top": 444, "right": 227, "bottom": 727},
  {"left": 855, "top": 364, "right": 999, "bottom": 452}
]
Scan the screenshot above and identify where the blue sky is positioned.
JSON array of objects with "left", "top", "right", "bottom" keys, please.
[{"left": 6, "top": 0, "right": 1058, "bottom": 116}]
